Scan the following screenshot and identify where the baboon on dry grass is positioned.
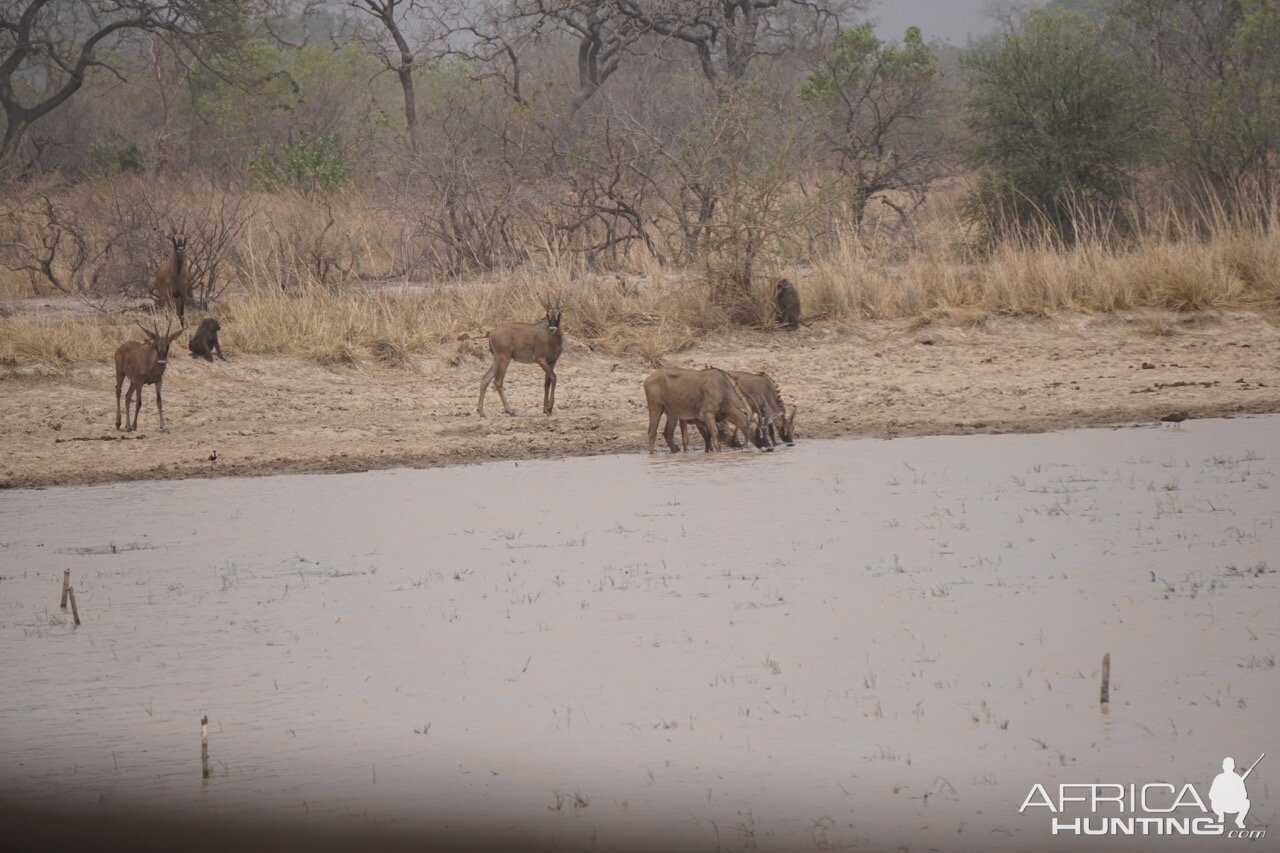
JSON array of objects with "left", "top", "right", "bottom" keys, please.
[
  {"left": 188, "top": 318, "right": 225, "bottom": 362},
  {"left": 115, "top": 318, "right": 183, "bottom": 432},
  {"left": 478, "top": 297, "right": 563, "bottom": 416},
  {"left": 774, "top": 278, "right": 801, "bottom": 330}
]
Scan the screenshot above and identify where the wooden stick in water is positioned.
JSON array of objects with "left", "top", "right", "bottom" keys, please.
[
  {"left": 201, "top": 716, "right": 210, "bottom": 780},
  {"left": 1100, "top": 652, "right": 1111, "bottom": 706},
  {"left": 60, "top": 569, "right": 70, "bottom": 609},
  {"left": 67, "top": 586, "right": 81, "bottom": 626}
]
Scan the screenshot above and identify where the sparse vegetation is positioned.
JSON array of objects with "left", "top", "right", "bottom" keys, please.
[
  {"left": 2, "top": 178, "right": 1276, "bottom": 369},
  {"left": 1, "top": 1, "right": 1277, "bottom": 370}
]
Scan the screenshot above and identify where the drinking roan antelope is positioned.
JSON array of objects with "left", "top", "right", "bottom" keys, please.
[
  {"left": 115, "top": 318, "right": 183, "bottom": 432},
  {"left": 713, "top": 371, "right": 796, "bottom": 447},
  {"left": 680, "top": 370, "right": 796, "bottom": 450},
  {"left": 154, "top": 229, "right": 192, "bottom": 326},
  {"left": 477, "top": 297, "right": 563, "bottom": 416},
  {"left": 644, "top": 367, "right": 769, "bottom": 453}
]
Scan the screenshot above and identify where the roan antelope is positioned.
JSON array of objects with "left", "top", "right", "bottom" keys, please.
[
  {"left": 684, "top": 370, "right": 796, "bottom": 450},
  {"left": 115, "top": 318, "right": 183, "bottom": 432},
  {"left": 644, "top": 367, "right": 769, "bottom": 453},
  {"left": 477, "top": 296, "right": 563, "bottom": 416},
  {"left": 154, "top": 231, "right": 192, "bottom": 326}
]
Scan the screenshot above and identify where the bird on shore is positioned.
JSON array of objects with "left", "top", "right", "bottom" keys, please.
[
  {"left": 1161, "top": 412, "right": 1190, "bottom": 427},
  {"left": 208, "top": 450, "right": 218, "bottom": 463}
]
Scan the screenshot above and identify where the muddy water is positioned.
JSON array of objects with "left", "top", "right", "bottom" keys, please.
[{"left": 1, "top": 418, "right": 1276, "bottom": 850}]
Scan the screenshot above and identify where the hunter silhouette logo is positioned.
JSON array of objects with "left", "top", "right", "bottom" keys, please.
[
  {"left": 1020, "top": 751, "right": 1267, "bottom": 839},
  {"left": 1211, "top": 754, "right": 1264, "bottom": 829}
]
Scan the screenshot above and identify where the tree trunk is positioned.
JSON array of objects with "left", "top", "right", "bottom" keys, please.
[
  {"left": 397, "top": 65, "right": 418, "bottom": 153},
  {"left": 0, "top": 114, "right": 28, "bottom": 170}
]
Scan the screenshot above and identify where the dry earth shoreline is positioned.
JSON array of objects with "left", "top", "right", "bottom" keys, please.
[{"left": 2, "top": 311, "right": 1278, "bottom": 490}]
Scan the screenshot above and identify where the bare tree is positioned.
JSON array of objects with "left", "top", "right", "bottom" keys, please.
[
  {"left": 500, "top": 1, "right": 644, "bottom": 114},
  {"left": 1110, "top": 0, "right": 1280, "bottom": 203},
  {"left": 613, "top": 0, "right": 857, "bottom": 96},
  {"left": 0, "top": 0, "right": 243, "bottom": 171},
  {"left": 341, "top": 0, "right": 432, "bottom": 152},
  {"left": 800, "top": 23, "right": 945, "bottom": 228},
  {"left": 143, "top": 33, "right": 190, "bottom": 173}
]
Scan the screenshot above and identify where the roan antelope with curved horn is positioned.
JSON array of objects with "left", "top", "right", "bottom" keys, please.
[
  {"left": 477, "top": 296, "right": 563, "bottom": 416},
  {"left": 684, "top": 370, "right": 796, "bottom": 450},
  {"left": 154, "top": 225, "right": 192, "bottom": 326},
  {"left": 644, "top": 366, "right": 771, "bottom": 454},
  {"left": 114, "top": 317, "right": 183, "bottom": 432}
]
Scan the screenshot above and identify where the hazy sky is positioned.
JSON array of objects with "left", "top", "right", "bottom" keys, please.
[{"left": 869, "top": 0, "right": 1010, "bottom": 44}]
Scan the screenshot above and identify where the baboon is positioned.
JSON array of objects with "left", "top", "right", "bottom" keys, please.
[
  {"left": 154, "top": 232, "right": 192, "bottom": 326},
  {"left": 774, "top": 278, "right": 801, "bottom": 330},
  {"left": 188, "top": 318, "right": 226, "bottom": 362},
  {"left": 115, "top": 318, "right": 183, "bottom": 432},
  {"left": 478, "top": 296, "right": 563, "bottom": 416}
]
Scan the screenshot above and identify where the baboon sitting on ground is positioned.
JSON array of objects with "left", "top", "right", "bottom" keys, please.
[
  {"left": 188, "top": 318, "right": 226, "bottom": 362},
  {"left": 774, "top": 279, "right": 801, "bottom": 330}
]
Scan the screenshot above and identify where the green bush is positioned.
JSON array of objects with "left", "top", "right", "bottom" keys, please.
[
  {"left": 962, "top": 11, "right": 1162, "bottom": 245},
  {"left": 250, "top": 133, "right": 350, "bottom": 194},
  {"left": 88, "top": 137, "right": 145, "bottom": 175}
]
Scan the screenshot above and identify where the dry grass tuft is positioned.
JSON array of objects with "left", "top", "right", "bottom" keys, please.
[
  {"left": 0, "top": 313, "right": 140, "bottom": 367},
  {"left": 448, "top": 338, "right": 488, "bottom": 367},
  {"left": 1140, "top": 315, "right": 1178, "bottom": 338}
]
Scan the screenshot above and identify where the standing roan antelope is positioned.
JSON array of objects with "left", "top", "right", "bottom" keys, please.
[
  {"left": 477, "top": 297, "right": 563, "bottom": 416},
  {"left": 115, "top": 318, "right": 183, "bottom": 432},
  {"left": 154, "top": 231, "right": 192, "bottom": 327}
]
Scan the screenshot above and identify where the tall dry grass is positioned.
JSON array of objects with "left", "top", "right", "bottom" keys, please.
[
  {"left": 807, "top": 191, "right": 1279, "bottom": 319},
  {"left": 2, "top": 180, "right": 1277, "bottom": 369}
]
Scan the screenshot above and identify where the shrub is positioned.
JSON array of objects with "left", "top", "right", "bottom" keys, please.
[{"left": 962, "top": 11, "right": 1163, "bottom": 245}]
